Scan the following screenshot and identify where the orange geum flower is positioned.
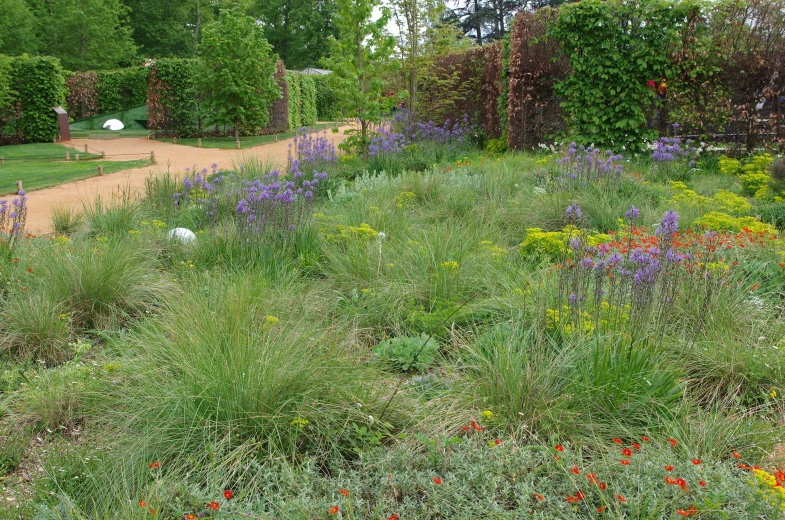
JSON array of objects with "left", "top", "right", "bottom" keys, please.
[
  {"left": 612, "top": 438, "right": 623, "bottom": 444},
  {"left": 632, "top": 442, "right": 641, "bottom": 450},
  {"left": 691, "top": 459, "right": 701, "bottom": 465},
  {"left": 555, "top": 444, "right": 564, "bottom": 452},
  {"left": 534, "top": 493, "right": 544, "bottom": 501},
  {"left": 699, "top": 480, "right": 707, "bottom": 487},
  {"left": 148, "top": 462, "right": 160, "bottom": 469},
  {"left": 616, "top": 494, "right": 627, "bottom": 503},
  {"left": 329, "top": 505, "right": 339, "bottom": 514},
  {"left": 665, "top": 465, "right": 675, "bottom": 471},
  {"left": 206, "top": 501, "right": 220, "bottom": 511},
  {"left": 732, "top": 451, "right": 741, "bottom": 459},
  {"left": 339, "top": 489, "right": 349, "bottom": 497},
  {"left": 620, "top": 459, "right": 630, "bottom": 466},
  {"left": 570, "top": 466, "right": 580, "bottom": 475},
  {"left": 622, "top": 448, "right": 632, "bottom": 457},
  {"left": 432, "top": 477, "right": 442, "bottom": 485},
  {"left": 223, "top": 490, "right": 234, "bottom": 499},
  {"left": 668, "top": 438, "right": 678, "bottom": 447},
  {"left": 139, "top": 500, "right": 146, "bottom": 508}
]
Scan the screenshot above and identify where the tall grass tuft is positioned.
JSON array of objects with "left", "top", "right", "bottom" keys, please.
[{"left": 0, "top": 292, "right": 70, "bottom": 364}]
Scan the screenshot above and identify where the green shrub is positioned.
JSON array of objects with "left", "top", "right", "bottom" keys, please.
[
  {"left": 10, "top": 56, "right": 66, "bottom": 142},
  {"left": 286, "top": 71, "right": 301, "bottom": 129},
  {"left": 300, "top": 73, "right": 317, "bottom": 126},
  {"left": 373, "top": 334, "right": 439, "bottom": 372},
  {"left": 485, "top": 137, "right": 507, "bottom": 154}
]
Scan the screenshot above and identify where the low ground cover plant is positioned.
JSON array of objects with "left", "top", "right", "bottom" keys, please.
[{"left": 1, "top": 123, "right": 785, "bottom": 519}]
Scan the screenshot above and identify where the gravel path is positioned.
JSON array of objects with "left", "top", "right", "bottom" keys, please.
[{"left": 22, "top": 128, "right": 350, "bottom": 234}]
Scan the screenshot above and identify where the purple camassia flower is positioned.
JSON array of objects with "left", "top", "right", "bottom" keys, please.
[
  {"left": 655, "top": 210, "right": 679, "bottom": 237},
  {"left": 625, "top": 205, "right": 640, "bottom": 219},
  {"left": 566, "top": 204, "right": 583, "bottom": 219},
  {"left": 569, "top": 237, "right": 582, "bottom": 251}
]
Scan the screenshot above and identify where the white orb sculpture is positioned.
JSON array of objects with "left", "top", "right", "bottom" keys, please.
[
  {"left": 102, "top": 119, "right": 125, "bottom": 131},
  {"left": 167, "top": 228, "right": 197, "bottom": 244}
]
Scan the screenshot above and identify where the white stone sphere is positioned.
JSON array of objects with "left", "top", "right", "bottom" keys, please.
[
  {"left": 102, "top": 119, "right": 125, "bottom": 130},
  {"left": 167, "top": 227, "right": 197, "bottom": 244}
]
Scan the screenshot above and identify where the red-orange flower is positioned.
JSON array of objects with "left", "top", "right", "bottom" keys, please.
[
  {"left": 570, "top": 466, "right": 580, "bottom": 474},
  {"left": 599, "top": 482, "right": 607, "bottom": 490},
  {"left": 185, "top": 516, "right": 196, "bottom": 520},
  {"left": 534, "top": 493, "right": 544, "bottom": 501},
  {"left": 666, "top": 476, "right": 676, "bottom": 485},
  {"left": 641, "top": 436, "right": 650, "bottom": 442},
  {"left": 555, "top": 444, "right": 564, "bottom": 452},
  {"left": 597, "top": 505, "right": 606, "bottom": 513},
  {"left": 575, "top": 491, "right": 585, "bottom": 500},
  {"left": 206, "top": 501, "right": 220, "bottom": 511},
  {"left": 495, "top": 439, "right": 503, "bottom": 445},
  {"left": 622, "top": 448, "right": 632, "bottom": 457},
  {"left": 677, "top": 506, "right": 697, "bottom": 517},
  {"left": 732, "top": 451, "right": 741, "bottom": 459},
  {"left": 149, "top": 509, "right": 157, "bottom": 516},
  {"left": 148, "top": 462, "right": 159, "bottom": 468},
  {"left": 432, "top": 477, "right": 442, "bottom": 485},
  {"left": 620, "top": 459, "right": 630, "bottom": 465},
  {"left": 612, "top": 438, "right": 623, "bottom": 444},
  {"left": 632, "top": 442, "right": 641, "bottom": 450},
  {"left": 139, "top": 500, "right": 146, "bottom": 508},
  {"left": 223, "top": 490, "right": 233, "bottom": 499},
  {"left": 616, "top": 494, "right": 627, "bottom": 503},
  {"left": 387, "top": 515, "right": 399, "bottom": 520},
  {"left": 26, "top": 267, "right": 32, "bottom": 273},
  {"left": 676, "top": 478, "right": 687, "bottom": 491},
  {"left": 665, "top": 465, "right": 675, "bottom": 471},
  {"left": 328, "top": 505, "right": 339, "bottom": 514},
  {"left": 668, "top": 438, "right": 678, "bottom": 447},
  {"left": 471, "top": 420, "right": 483, "bottom": 431},
  {"left": 339, "top": 488, "right": 349, "bottom": 497},
  {"left": 565, "top": 496, "right": 580, "bottom": 503},
  {"left": 461, "top": 425, "right": 470, "bottom": 431},
  {"left": 699, "top": 480, "right": 707, "bottom": 487},
  {"left": 691, "top": 459, "right": 701, "bottom": 465},
  {"left": 739, "top": 463, "right": 751, "bottom": 470}
]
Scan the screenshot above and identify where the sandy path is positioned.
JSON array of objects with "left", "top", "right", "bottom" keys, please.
[{"left": 23, "top": 127, "right": 350, "bottom": 234}]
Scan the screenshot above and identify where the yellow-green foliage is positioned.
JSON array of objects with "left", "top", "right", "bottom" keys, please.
[
  {"left": 520, "top": 226, "right": 612, "bottom": 260},
  {"left": 546, "top": 301, "right": 630, "bottom": 335},
  {"left": 316, "top": 213, "right": 379, "bottom": 242},
  {"left": 718, "top": 156, "right": 740, "bottom": 175},
  {"left": 694, "top": 211, "right": 775, "bottom": 233},
  {"left": 752, "top": 469, "right": 785, "bottom": 513},
  {"left": 478, "top": 240, "right": 508, "bottom": 262},
  {"left": 740, "top": 173, "right": 770, "bottom": 196},
  {"left": 520, "top": 228, "right": 566, "bottom": 259},
  {"left": 669, "top": 182, "right": 751, "bottom": 216},
  {"left": 713, "top": 190, "right": 752, "bottom": 215}
]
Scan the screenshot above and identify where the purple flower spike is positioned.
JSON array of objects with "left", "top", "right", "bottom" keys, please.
[{"left": 625, "top": 205, "right": 640, "bottom": 219}]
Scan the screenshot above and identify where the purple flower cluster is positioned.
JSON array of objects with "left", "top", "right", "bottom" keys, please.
[
  {"left": 0, "top": 190, "right": 28, "bottom": 251},
  {"left": 554, "top": 143, "right": 624, "bottom": 186},
  {"left": 234, "top": 168, "right": 326, "bottom": 235},
  {"left": 368, "top": 110, "right": 472, "bottom": 158},
  {"left": 554, "top": 209, "right": 722, "bottom": 339},
  {"left": 289, "top": 127, "right": 337, "bottom": 170},
  {"left": 651, "top": 135, "right": 697, "bottom": 167}
]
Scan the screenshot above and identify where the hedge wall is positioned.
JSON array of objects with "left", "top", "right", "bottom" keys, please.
[
  {"left": 265, "top": 60, "right": 289, "bottom": 132},
  {"left": 10, "top": 56, "right": 66, "bottom": 143},
  {"left": 147, "top": 59, "right": 199, "bottom": 137},
  {"left": 0, "top": 55, "right": 15, "bottom": 140},
  {"left": 507, "top": 9, "right": 567, "bottom": 150},
  {"left": 96, "top": 67, "right": 149, "bottom": 113},
  {"left": 300, "top": 74, "right": 317, "bottom": 126},
  {"left": 287, "top": 71, "right": 302, "bottom": 129},
  {"left": 314, "top": 75, "right": 340, "bottom": 121}
]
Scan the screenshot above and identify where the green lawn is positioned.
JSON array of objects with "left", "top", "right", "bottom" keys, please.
[
  {"left": 68, "top": 129, "right": 151, "bottom": 139},
  {"left": 157, "top": 122, "right": 340, "bottom": 148},
  {"left": 0, "top": 143, "right": 148, "bottom": 194}
]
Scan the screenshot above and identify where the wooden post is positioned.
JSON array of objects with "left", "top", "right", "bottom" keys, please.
[
  {"left": 1, "top": 157, "right": 4, "bottom": 163},
  {"left": 98, "top": 165, "right": 104, "bottom": 175},
  {"left": 84, "top": 144, "right": 88, "bottom": 153},
  {"left": 101, "top": 151, "right": 105, "bottom": 158},
  {"left": 66, "top": 151, "right": 70, "bottom": 161},
  {"left": 275, "top": 134, "right": 278, "bottom": 142},
  {"left": 16, "top": 180, "right": 22, "bottom": 194},
  {"left": 236, "top": 140, "right": 241, "bottom": 149},
  {"left": 197, "top": 138, "right": 202, "bottom": 147},
  {"left": 173, "top": 136, "right": 177, "bottom": 144},
  {"left": 150, "top": 151, "right": 156, "bottom": 164},
  {"left": 75, "top": 154, "right": 80, "bottom": 161}
]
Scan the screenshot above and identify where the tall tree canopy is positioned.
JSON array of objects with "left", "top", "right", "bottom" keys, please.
[
  {"left": 250, "top": 0, "right": 337, "bottom": 70},
  {"left": 27, "top": 0, "right": 137, "bottom": 70},
  {"left": 0, "top": 0, "right": 38, "bottom": 56},
  {"left": 198, "top": 8, "right": 281, "bottom": 140},
  {"left": 446, "top": 0, "right": 564, "bottom": 44}
]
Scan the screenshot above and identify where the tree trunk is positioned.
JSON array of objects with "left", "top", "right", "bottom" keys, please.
[
  {"left": 474, "top": 0, "right": 482, "bottom": 45},
  {"left": 234, "top": 123, "right": 240, "bottom": 143},
  {"left": 195, "top": 0, "right": 201, "bottom": 56}
]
